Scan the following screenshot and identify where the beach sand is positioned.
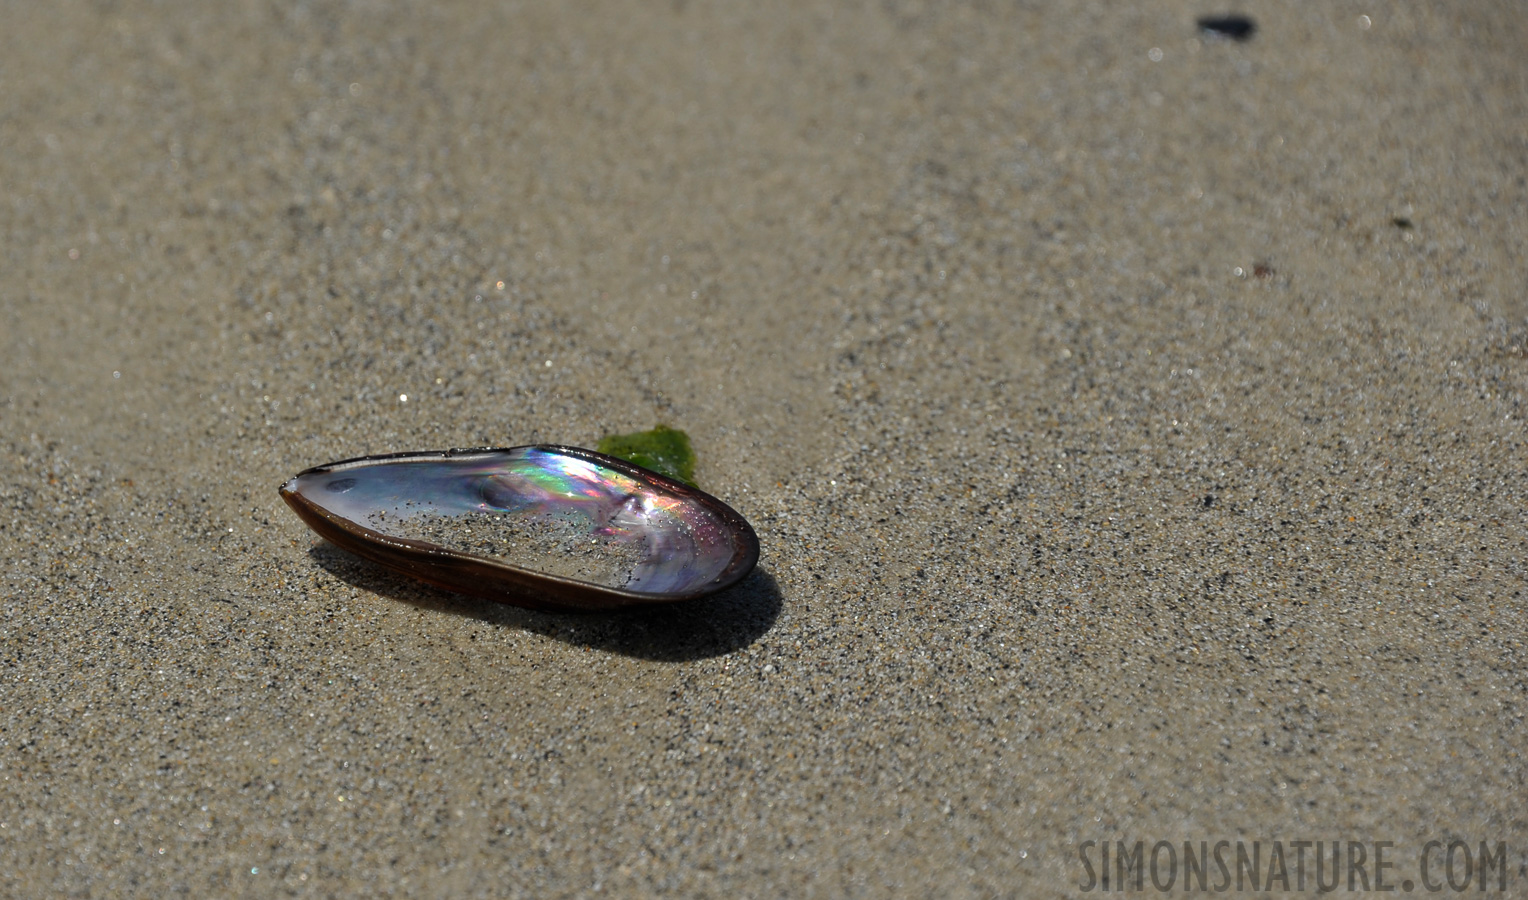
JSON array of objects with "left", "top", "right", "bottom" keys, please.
[{"left": 3, "top": 1, "right": 1525, "bottom": 895}]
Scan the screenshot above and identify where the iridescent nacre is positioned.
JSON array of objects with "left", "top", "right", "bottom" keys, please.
[{"left": 279, "top": 445, "right": 758, "bottom": 611}]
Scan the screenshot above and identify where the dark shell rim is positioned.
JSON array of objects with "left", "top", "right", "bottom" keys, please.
[{"left": 279, "top": 444, "right": 760, "bottom": 612}]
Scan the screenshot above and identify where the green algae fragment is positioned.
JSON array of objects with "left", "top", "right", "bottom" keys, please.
[{"left": 597, "top": 425, "right": 697, "bottom": 486}]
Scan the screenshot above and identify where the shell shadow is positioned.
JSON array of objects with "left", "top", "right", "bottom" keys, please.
[{"left": 306, "top": 543, "right": 783, "bottom": 662}]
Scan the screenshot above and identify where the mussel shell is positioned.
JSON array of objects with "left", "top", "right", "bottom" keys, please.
[{"left": 279, "top": 445, "right": 759, "bottom": 612}]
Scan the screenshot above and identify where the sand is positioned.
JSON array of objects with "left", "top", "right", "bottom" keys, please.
[{"left": 3, "top": 1, "right": 1526, "bottom": 896}]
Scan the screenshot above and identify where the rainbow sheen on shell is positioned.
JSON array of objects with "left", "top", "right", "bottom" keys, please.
[{"left": 279, "top": 445, "right": 759, "bottom": 611}]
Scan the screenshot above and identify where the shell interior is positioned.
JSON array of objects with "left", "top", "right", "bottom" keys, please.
[{"left": 284, "top": 447, "right": 744, "bottom": 596}]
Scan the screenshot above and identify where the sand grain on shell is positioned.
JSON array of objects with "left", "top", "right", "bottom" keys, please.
[{"left": 367, "top": 509, "right": 648, "bottom": 587}]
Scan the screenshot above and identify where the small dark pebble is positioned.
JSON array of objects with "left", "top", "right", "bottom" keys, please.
[
  {"left": 1197, "top": 14, "right": 1257, "bottom": 41},
  {"left": 1392, "top": 217, "right": 1414, "bottom": 229},
  {"left": 1253, "top": 264, "right": 1274, "bottom": 279}
]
